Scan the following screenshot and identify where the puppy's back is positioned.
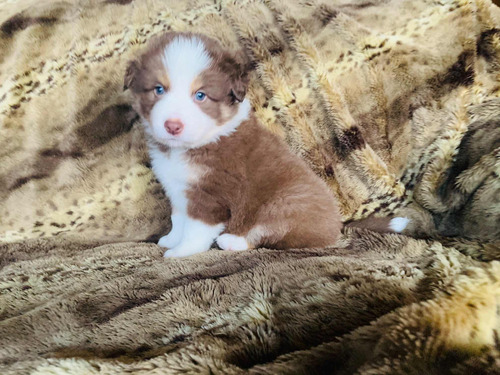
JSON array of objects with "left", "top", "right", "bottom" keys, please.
[{"left": 190, "top": 115, "right": 343, "bottom": 249}]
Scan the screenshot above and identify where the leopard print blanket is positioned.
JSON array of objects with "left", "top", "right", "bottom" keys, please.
[{"left": 0, "top": 0, "right": 499, "bottom": 373}]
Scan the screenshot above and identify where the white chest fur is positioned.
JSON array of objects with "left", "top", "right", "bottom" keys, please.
[
  {"left": 149, "top": 146, "right": 194, "bottom": 214},
  {"left": 148, "top": 144, "right": 226, "bottom": 258}
]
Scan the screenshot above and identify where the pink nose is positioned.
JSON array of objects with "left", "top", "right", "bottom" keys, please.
[{"left": 164, "top": 119, "right": 184, "bottom": 136}]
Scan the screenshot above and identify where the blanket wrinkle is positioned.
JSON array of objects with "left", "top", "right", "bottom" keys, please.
[{"left": 0, "top": 0, "right": 499, "bottom": 374}]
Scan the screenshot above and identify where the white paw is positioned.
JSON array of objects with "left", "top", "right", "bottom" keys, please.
[
  {"left": 389, "top": 217, "right": 410, "bottom": 233},
  {"left": 162, "top": 219, "right": 224, "bottom": 258},
  {"left": 216, "top": 233, "right": 249, "bottom": 251},
  {"left": 158, "top": 232, "right": 182, "bottom": 248}
]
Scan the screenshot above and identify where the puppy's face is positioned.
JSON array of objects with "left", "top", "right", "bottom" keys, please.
[{"left": 125, "top": 33, "right": 249, "bottom": 149}]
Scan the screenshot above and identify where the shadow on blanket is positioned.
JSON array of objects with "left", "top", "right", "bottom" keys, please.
[{"left": 0, "top": 0, "right": 499, "bottom": 374}]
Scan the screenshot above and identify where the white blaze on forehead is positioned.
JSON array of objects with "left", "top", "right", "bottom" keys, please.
[{"left": 162, "top": 36, "right": 211, "bottom": 91}]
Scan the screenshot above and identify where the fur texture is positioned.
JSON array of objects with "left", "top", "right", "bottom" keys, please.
[
  {"left": 0, "top": 0, "right": 499, "bottom": 373},
  {"left": 129, "top": 33, "right": 406, "bottom": 257},
  {"left": 127, "top": 33, "right": 345, "bottom": 257},
  {"left": 184, "top": 118, "right": 344, "bottom": 248}
]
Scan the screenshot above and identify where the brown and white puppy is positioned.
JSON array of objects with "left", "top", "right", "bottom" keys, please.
[{"left": 125, "top": 32, "right": 409, "bottom": 257}]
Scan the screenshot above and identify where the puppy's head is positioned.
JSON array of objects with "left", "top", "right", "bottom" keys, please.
[{"left": 124, "top": 32, "right": 250, "bottom": 149}]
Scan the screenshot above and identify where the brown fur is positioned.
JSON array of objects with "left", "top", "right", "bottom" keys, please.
[
  {"left": 126, "top": 32, "right": 408, "bottom": 250},
  {"left": 184, "top": 116, "right": 343, "bottom": 249},
  {"left": 345, "top": 215, "right": 395, "bottom": 233},
  {"left": 125, "top": 32, "right": 343, "bottom": 249},
  {"left": 125, "top": 32, "right": 247, "bottom": 128},
  {"left": 190, "top": 74, "right": 238, "bottom": 125},
  {"left": 124, "top": 59, "right": 170, "bottom": 120}
]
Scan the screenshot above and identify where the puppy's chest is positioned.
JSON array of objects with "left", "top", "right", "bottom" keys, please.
[{"left": 149, "top": 148, "right": 205, "bottom": 206}]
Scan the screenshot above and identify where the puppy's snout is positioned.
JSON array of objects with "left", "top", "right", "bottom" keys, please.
[{"left": 164, "top": 119, "right": 184, "bottom": 136}]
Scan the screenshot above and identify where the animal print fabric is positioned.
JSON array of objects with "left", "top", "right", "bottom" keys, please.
[{"left": 0, "top": 0, "right": 499, "bottom": 373}]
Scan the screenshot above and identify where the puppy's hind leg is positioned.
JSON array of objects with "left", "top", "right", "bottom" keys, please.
[
  {"left": 216, "top": 233, "right": 252, "bottom": 251},
  {"left": 217, "top": 224, "right": 282, "bottom": 251}
]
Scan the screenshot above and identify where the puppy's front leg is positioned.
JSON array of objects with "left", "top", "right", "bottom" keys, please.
[
  {"left": 163, "top": 218, "right": 224, "bottom": 258},
  {"left": 158, "top": 213, "right": 186, "bottom": 249}
]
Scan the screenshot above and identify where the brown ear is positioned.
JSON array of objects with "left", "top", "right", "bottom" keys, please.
[
  {"left": 229, "top": 60, "right": 250, "bottom": 103},
  {"left": 123, "top": 60, "right": 138, "bottom": 91},
  {"left": 230, "top": 79, "right": 247, "bottom": 103}
]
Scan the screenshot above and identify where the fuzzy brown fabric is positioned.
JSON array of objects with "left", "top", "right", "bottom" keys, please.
[{"left": 0, "top": 0, "right": 499, "bottom": 374}]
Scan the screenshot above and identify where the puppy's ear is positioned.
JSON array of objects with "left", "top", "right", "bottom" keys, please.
[
  {"left": 229, "top": 57, "right": 250, "bottom": 103},
  {"left": 230, "top": 78, "right": 247, "bottom": 103},
  {"left": 123, "top": 60, "right": 138, "bottom": 91}
]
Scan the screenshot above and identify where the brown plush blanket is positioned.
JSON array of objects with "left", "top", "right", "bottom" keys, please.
[{"left": 0, "top": 0, "right": 499, "bottom": 373}]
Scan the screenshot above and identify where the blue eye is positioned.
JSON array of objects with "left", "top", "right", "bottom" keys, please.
[
  {"left": 194, "top": 91, "right": 206, "bottom": 102},
  {"left": 154, "top": 85, "right": 165, "bottom": 95}
]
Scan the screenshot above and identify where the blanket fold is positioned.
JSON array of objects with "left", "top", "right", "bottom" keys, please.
[{"left": 0, "top": 0, "right": 499, "bottom": 373}]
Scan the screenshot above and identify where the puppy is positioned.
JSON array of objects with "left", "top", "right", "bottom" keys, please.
[{"left": 124, "top": 32, "right": 409, "bottom": 258}]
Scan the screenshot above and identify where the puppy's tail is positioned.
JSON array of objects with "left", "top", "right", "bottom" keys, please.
[{"left": 344, "top": 216, "right": 410, "bottom": 234}]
